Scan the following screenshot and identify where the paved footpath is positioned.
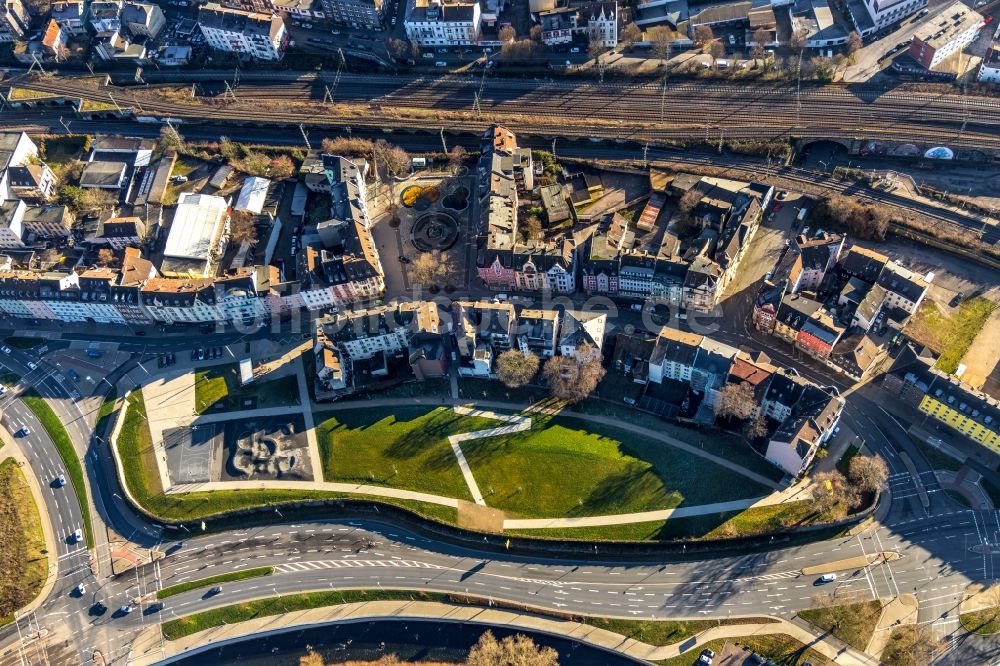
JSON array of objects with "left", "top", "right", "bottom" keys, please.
[{"left": 128, "top": 600, "right": 878, "bottom": 666}]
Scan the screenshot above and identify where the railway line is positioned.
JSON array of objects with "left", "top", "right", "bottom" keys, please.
[{"left": 9, "top": 72, "right": 1000, "bottom": 151}]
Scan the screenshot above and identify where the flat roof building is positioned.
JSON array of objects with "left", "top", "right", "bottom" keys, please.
[{"left": 162, "top": 193, "right": 229, "bottom": 277}]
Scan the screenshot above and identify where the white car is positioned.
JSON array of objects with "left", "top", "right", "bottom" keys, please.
[
  {"left": 75, "top": 583, "right": 86, "bottom": 595},
  {"left": 55, "top": 474, "right": 66, "bottom": 487},
  {"left": 1, "top": 346, "right": 10, "bottom": 354},
  {"left": 119, "top": 604, "right": 133, "bottom": 614},
  {"left": 19, "top": 426, "right": 29, "bottom": 436},
  {"left": 819, "top": 573, "right": 838, "bottom": 583},
  {"left": 27, "top": 361, "right": 37, "bottom": 370},
  {"left": 0, "top": 384, "right": 6, "bottom": 395},
  {"left": 71, "top": 529, "right": 83, "bottom": 543}
]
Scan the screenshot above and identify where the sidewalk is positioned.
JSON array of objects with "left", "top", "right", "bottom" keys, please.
[{"left": 128, "top": 599, "right": 879, "bottom": 666}]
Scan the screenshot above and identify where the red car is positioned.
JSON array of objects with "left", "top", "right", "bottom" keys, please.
[{"left": 773, "top": 202, "right": 783, "bottom": 212}]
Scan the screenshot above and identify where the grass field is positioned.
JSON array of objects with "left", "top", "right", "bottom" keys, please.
[
  {"left": 0, "top": 458, "right": 48, "bottom": 627},
  {"left": 316, "top": 406, "right": 500, "bottom": 500},
  {"left": 157, "top": 567, "right": 273, "bottom": 599},
  {"left": 507, "top": 499, "right": 839, "bottom": 541},
  {"left": 21, "top": 391, "right": 93, "bottom": 548},
  {"left": 656, "top": 634, "right": 831, "bottom": 666},
  {"left": 908, "top": 435, "right": 963, "bottom": 472},
  {"left": 118, "top": 393, "right": 457, "bottom": 524},
  {"left": 194, "top": 364, "right": 300, "bottom": 414},
  {"left": 905, "top": 297, "right": 997, "bottom": 374},
  {"left": 960, "top": 606, "right": 1000, "bottom": 635},
  {"left": 463, "top": 415, "right": 770, "bottom": 519},
  {"left": 571, "top": 401, "right": 785, "bottom": 483},
  {"left": 160, "top": 588, "right": 773, "bottom": 645},
  {"left": 798, "top": 600, "right": 881, "bottom": 651}
]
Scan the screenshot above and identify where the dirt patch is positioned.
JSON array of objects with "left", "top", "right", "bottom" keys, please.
[
  {"left": 957, "top": 306, "right": 1000, "bottom": 390},
  {"left": 457, "top": 500, "right": 504, "bottom": 533}
]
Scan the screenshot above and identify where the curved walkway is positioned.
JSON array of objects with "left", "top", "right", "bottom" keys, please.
[{"left": 127, "top": 599, "right": 878, "bottom": 666}]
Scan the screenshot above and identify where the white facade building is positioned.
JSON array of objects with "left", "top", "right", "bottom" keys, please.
[
  {"left": 198, "top": 2, "right": 287, "bottom": 61},
  {"left": 405, "top": 0, "right": 481, "bottom": 46}
]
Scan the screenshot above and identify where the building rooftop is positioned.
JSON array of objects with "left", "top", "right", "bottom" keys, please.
[
  {"left": 913, "top": 2, "right": 983, "bottom": 50},
  {"left": 163, "top": 193, "right": 228, "bottom": 263}
]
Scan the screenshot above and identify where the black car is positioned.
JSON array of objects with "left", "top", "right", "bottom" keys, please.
[{"left": 950, "top": 292, "right": 965, "bottom": 307}]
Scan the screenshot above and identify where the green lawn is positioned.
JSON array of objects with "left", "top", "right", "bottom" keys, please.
[
  {"left": 118, "top": 392, "right": 457, "bottom": 524},
  {"left": 798, "top": 600, "right": 882, "bottom": 651},
  {"left": 0, "top": 458, "right": 48, "bottom": 627},
  {"left": 656, "top": 634, "right": 831, "bottom": 666},
  {"left": 21, "top": 391, "right": 93, "bottom": 548},
  {"left": 157, "top": 567, "right": 273, "bottom": 599},
  {"left": 960, "top": 606, "right": 1000, "bottom": 635},
  {"left": 571, "top": 400, "right": 785, "bottom": 483},
  {"left": 507, "top": 499, "right": 841, "bottom": 542},
  {"left": 194, "top": 364, "right": 300, "bottom": 414},
  {"left": 905, "top": 297, "right": 997, "bottom": 374},
  {"left": 161, "top": 588, "right": 775, "bottom": 645},
  {"left": 464, "top": 415, "right": 771, "bottom": 518},
  {"left": 3, "top": 336, "right": 43, "bottom": 350},
  {"left": 316, "top": 406, "right": 501, "bottom": 500},
  {"left": 39, "top": 135, "right": 89, "bottom": 166}
]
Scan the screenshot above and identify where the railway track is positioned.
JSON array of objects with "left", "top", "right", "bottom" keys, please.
[{"left": 11, "top": 72, "right": 1000, "bottom": 151}]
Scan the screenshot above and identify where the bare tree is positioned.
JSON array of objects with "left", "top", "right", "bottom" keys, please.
[
  {"left": 447, "top": 145, "right": 468, "bottom": 172},
  {"left": 745, "top": 414, "right": 769, "bottom": 440},
  {"left": 715, "top": 381, "right": 757, "bottom": 420},
  {"left": 373, "top": 139, "right": 411, "bottom": 179},
  {"left": 708, "top": 39, "right": 725, "bottom": 66},
  {"left": 790, "top": 28, "right": 808, "bottom": 53},
  {"left": 80, "top": 188, "right": 117, "bottom": 215},
  {"left": 97, "top": 248, "right": 116, "bottom": 266},
  {"left": 621, "top": 23, "right": 642, "bottom": 51},
  {"left": 647, "top": 26, "right": 673, "bottom": 64},
  {"left": 542, "top": 344, "right": 606, "bottom": 403},
  {"left": 521, "top": 214, "right": 543, "bottom": 241},
  {"left": 229, "top": 209, "right": 258, "bottom": 246},
  {"left": 268, "top": 155, "right": 296, "bottom": 180},
  {"left": 410, "top": 42, "right": 422, "bottom": 60},
  {"left": 496, "top": 350, "right": 540, "bottom": 388},
  {"left": 880, "top": 625, "right": 943, "bottom": 666},
  {"left": 846, "top": 31, "right": 863, "bottom": 64},
  {"left": 677, "top": 188, "right": 702, "bottom": 220},
  {"left": 387, "top": 38, "right": 410, "bottom": 61},
  {"left": 750, "top": 28, "right": 770, "bottom": 66},
  {"left": 529, "top": 25, "right": 542, "bottom": 43},
  {"left": 157, "top": 125, "right": 185, "bottom": 152},
  {"left": 409, "top": 250, "right": 460, "bottom": 287},
  {"left": 466, "top": 631, "right": 559, "bottom": 666},
  {"left": 812, "top": 470, "right": 859, "bottom": 518},
  {"left": 588, "top": 37, "right": 608, "bottom": 63},
  {"left": 847, "top": 455, "right": 888, "bottom": 494},
  {"left": 693, "top": 25, "right": 714, "bottom": 47},
  {"left": 499, "top": 25, "right": 516, "bottom": 44}
]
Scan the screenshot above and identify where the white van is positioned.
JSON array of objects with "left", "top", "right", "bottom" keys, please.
[{"left": 435, "top": 61, "right": 447, "bottom": 67}]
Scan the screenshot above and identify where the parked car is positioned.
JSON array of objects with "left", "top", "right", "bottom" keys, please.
[
  {"left": 950, "top": 292, "right": 965, "bottom": 307},
  {"left": 1, "top": 345, "right": 11, "bottom": 353},
  {"left": 27, "top": 361, "right": 37, "bottom": 370}
]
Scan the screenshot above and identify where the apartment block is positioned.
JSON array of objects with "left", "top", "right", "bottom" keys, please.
[
  {"left": 909, "top": 3, "right": 983, "bottom": 72},
  {"left": 198, "top": 2, "right": 287, "bottom": 60}
]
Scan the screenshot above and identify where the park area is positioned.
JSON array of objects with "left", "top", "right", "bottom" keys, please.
[{"left": 315, "top": 406, "right": 771, "bottom": 520}]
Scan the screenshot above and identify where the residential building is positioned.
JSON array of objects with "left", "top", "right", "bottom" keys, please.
[
  {"left": 909, "top": 3, "right": 983, "bottom": 71},
  {"left": 454, "top": 300, "right": 515, "bottom": 376},
  {"left": 121, "top": 1, "right": 166, "bottom": 38},
  {"left": 0, "top": 0, "right": 28, "bottom": 42},
  {"left": 156, "top": 44, "right": 193, "bottom": 66},
  {"left": 6, "top": 164, "right": 56, "bottom": 202},
  {"left": 404, "top": 301, "right": 449, "bottom": 379},
  {"left": 559, "top": 310, "right": 606, "bottom": 357},
  {"left": 979, "top": 42, "right": 1000, "bottom": 83},
  {"left": 517, "top": 308, "right": 560, "bottom": 358},
  {"left": 41, "top": 19, "right": 66, "bottom": 58},
  {"left": 883, "top": 347, "right": 1000, "bottom": 455},
  {"left": 198, "top": 2, "right": 287, "bottom": 61},
  {"left": 274, "top": 0, "right": 327, "bottom": 21},
  {"left": 90, "top": 216, "right": 146, "bottom": 249},
  {"left": 300, "top": 155, "right": 384, "bottom": 306},
  {"left": 319, "top": 0, "right": 381, "bottom": 28},
  {"left": 848, "top": 0, "right": 926, "bottom": 36},
  {"left": 315, "top": 327, "right": 348, "bottom": 395},
  {"left": 791, "top": 0, "right": 850, "bottom": 49},
  {"left": 405, "top": 0, "right": 481, "bottom": 46},
  {"left": 89, "top": 0, "right": 123, "bottom": 32},
  {"left": 51, "top": 1, "right": 86, "bottom": 36},
  {"left": 648, "top": 326, "right": 702, "bottom": 385},
  {"left": 788, "top": 231, "right": 844, "bottom": 293},
  {"left": 325, "top": 304, "right": 410, "bottom": 360},
  {"left": 765, "top": 384, "right": 843, "bottom": 475},
  {"left": 538, "top": 6, "right": 577, "bottom": 45},
  {"left": 583, "top": 1, "right": 618, "bottom": 48}
]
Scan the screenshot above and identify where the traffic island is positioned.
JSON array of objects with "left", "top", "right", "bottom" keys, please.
[{"left": 959, "top": 583, "right": 1000, "bottom": 635}]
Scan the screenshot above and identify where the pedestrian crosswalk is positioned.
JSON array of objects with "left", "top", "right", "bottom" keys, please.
[{"left": 274, "top": 559, "right": 446, "bottom": 573}]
